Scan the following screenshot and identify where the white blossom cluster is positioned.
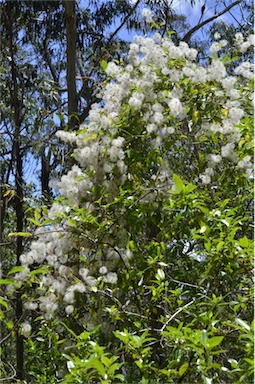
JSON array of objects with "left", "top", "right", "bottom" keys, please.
[
  {"left": 16, "top": 31, "right": 253, "bottom": 317},
  {"left": 234, "top": 32, "right": 254, "bottom": 53}
]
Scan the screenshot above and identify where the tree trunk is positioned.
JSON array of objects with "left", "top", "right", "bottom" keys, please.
[
  {"left": 41, "top": 148, "right": 51, "bottom": 204},
  {"left": 63, "top": 0, "right": 78, "bottom": 130},
  {"left": 5, "top": 2, "right": 25, "bottom": 379},
  {"left": 14, "top": 139, "right": 24, "bottom": 381}
]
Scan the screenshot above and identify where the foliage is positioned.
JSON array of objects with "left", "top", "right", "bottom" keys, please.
[{"left": 0, "top": 4, "right": 254, "bottom": 384}]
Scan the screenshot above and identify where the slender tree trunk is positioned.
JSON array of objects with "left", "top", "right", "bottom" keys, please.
[
  {"left": 5, "top": 2, "right": 24, "bottom": 379},
  {"left": 41, "top": 148, "right": 51, "bottom": 204},
  {"left": 14, "top": 138, "right": 24, "bottom": 380},
  {"left": 63, "top": 0, "right": 78, "bottom": 130}
]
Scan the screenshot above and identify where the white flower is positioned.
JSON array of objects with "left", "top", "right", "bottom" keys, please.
[
  {"left": 185, "top": 48, "right": 197, "bottom": 61},
  {"left": 56, "top": 130, "right": 77, "bottom": 143},
  {"left": 79, "top": 268, "right": 96, "bottom": 286},
  {"left": 59, "top": 265, "right": 72, "bottom": 278},
  {"left": 162, "top": 126, "right": 175, "bottom": 136},
  {"left": 221, "top": 143, "right": 235, "bottom": 158},
  {"left": 235, "top": 62, "right": 254, "bottom": 79},
  {"left": 21, "top": 322, "right": 32, "bottom": 337},
  {"left": 200, "top": 174, "right": 211, "bottom": 185},
  {"left": 99, "top": 266, "right": 108, "bottom": 275},
  {"left": 221, "top": 77, "right": 236, "bottom": 90},
  {"left": 210, "top": 42, "right": 221, "bottom": 55},
  {"left": 208, "top": 60, "right": 226, "bottom": 80},
  {"left": 73, "top": 282, "right": 86, "bottom": 293},
  {"left": 65, "top": 305, "right": 74, "bottom": 315},
  {"left": 15, "top": 267, "right": 30, "bottom": 282},
  {"left": 104, "top": 272, "right": 118, "bottom": 284},
  {"left": 240, "top": 42, "right": 250, "bottom": 53},
  {"left": 168, "top": 98, "right": 185, "bottom": 118},
  {"left": 207, "top": 154, "right": 222, "bottom": 166},
  {"left": 112, "top": 137, "right": 125, "bottom": 147},
  {"left": 153, "top": 32, "right": 162, "bottom": 43},
  {"left": 219, "top": 39, "right": 228, "bottom": 47},
  {"left": 248, "top": 34, "right": 254, "bottom": 45},
  {"left": 124, "top": 249, "right": 133, "bottom": 260},
  {"left": 24, "top": 301, "right": 38, "bottom": 310},
  {"left": 235, "top": 32, "right": 244, "bottom": 44},
  {"left": 228, "top": 89, "right": 240, "bottom": 100},
  {"left": 204, "top": 167, "right": 214, "bottom": 176},
  {"left": 128, "top": 95, "right": 143, "bottom": 109},
  {"left": 151, "top": 111, "right": 166, "bottom": 125},
  {"left": 146, "top": 123, "right": 157, "bottom": 133},
  {"left": 64, "top": 290, "right": 75, "bottom": 303},
  {"left": 228, "top": 107, "right": 244, "bottom": 124},
  {"left": 105, "top": 62, "right": 120, "bottom": 76},
  {"left": 238, "top": 156, "right": 253, "bottom": 169},
  {"left": 142, "top": 8, "right": 154, "bottom": 23},
  {"left": 214, "top": 32, "right": 221, "bottom": 40},
  {"left": 39, "top": 294, "right": 58, "bottom": 315}
]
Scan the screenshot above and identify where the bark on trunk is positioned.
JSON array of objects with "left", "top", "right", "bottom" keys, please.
[
  {"left": 5, "top": 2, "right": 25, "bottom": 379},
  {"left": 63, "top": 0, "right": 78, "bottom": 130},
  {"left": 41, "top": 148, "right": 51, "bottom": 203}
]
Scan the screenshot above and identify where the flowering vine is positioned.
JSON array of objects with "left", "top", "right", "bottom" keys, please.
[{"left": 11, "top": 30, "right": 253, "bottom": 320}]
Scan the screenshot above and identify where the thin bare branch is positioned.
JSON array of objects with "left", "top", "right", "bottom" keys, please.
[
  {"left": 159, "top": 300, "right": 195, "bottom": 332},
  {"left": 182, "top": 0, "right": 242, "bottom": 43}
]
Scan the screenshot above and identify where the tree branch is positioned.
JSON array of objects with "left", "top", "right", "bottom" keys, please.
[
  {"left": 182, "top": 0, "right": 242, "bottom": 43},
  {"left": 43, "top": 37, "right": 59, "bottom": 85},
  {"left": 159, "top": 300, "right": 195, "bottom": 332},
  {"left": 107, "top": 0, "right": 141, "bottom": 44}
]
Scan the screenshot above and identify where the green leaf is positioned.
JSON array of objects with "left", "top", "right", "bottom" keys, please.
[
  {"left": 173, "top": 174, "right": 184, "bottom": 192},
  {"left": 220, "top": 219, "right": 229, "bottom": 227},
  {"left": 30, "top": 266, "right": 49, "bottom": 276},
  {"left": 200, "top": 225, "right": 207, "bottom": 234},
  {"left": 239, "top": 236, "right": 249, "bottom": 248},
  {"left": 136, "top": 359, "right": 143, "bottom": 369},
  {"left": 228, "top": 359, "right": 238, "bottom": 368},
  {"left": 207, "top": 336, "right": 224, "bottom": 349},
  {"left": 8, "top": 266, "right": 25, "bottom": 275},
  {"left": 108, "top": 362, "right": 122, "bottom": 375},
  {"left": 236, "top": 318, "right": 250, "bottom": 331},
  {"left": 28, "top": 218, "right": 41, "bottom": 226},
  {"left": 100, "top": 60, "right": 108, "bottom": 71},
  {"left": 0, "top": 297, "right": 8, "bottom": 310},
  {"left": 7, "top": 320, "right": 14, "bottom": 329},
  {"left": 184, "top": 183, "right": 197, "bottom": 193},
  {"left": 243, "top": 358, "right": 254, "bottom": 365},
  {"left": 101, "top": 355, "right": 111, "bottom": 367},
  {"left": 113, "top": 330, "right": 129, "bottom": 344},
  {"left": 179, "top": 363, "right": 189, "bottom": 377},
  {"left": 8, "top": 232, "right": 32, "bottom": 237},
  {"left": 83, "top": 133, "right": 97, "bottom": 141},
  {"left": 34, "top": 209, "right": 41, "bottom": 221},
  {"left": 200, "top": 329, "right": 208, "bottom": 343},
  {"left": 216, "top": 241, "right": 224, "bottom": 252},
  {"left": 91, "top": 360, "right": 105, "bottom": 376},
  {"left": 0, "top": 279, "right": 20, "bottom": 286}
]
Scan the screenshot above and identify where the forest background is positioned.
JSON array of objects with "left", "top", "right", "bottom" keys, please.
[{"left": 0, "top": 1, "right": 254, "bottom": 383}]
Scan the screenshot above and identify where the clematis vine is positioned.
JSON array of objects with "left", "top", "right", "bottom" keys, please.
[{"left": 13, "top": 30, "right": 253, "bottom": 318}]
